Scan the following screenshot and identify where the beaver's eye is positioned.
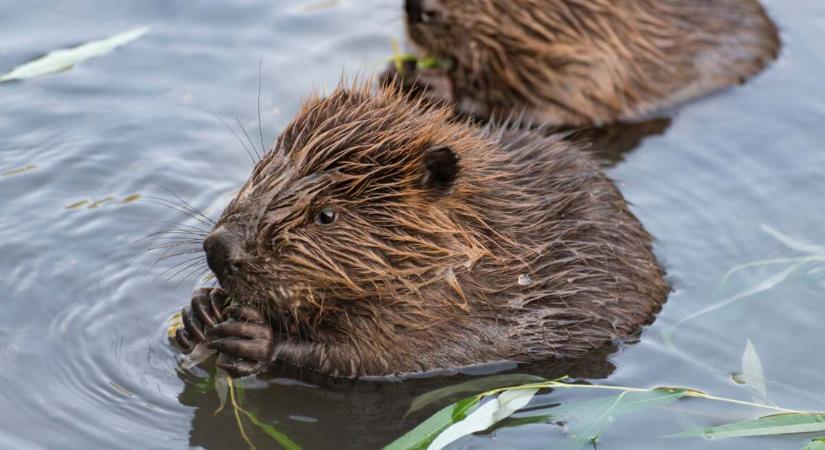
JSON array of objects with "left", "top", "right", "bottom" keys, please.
[
  {"left": 422, "top": 10, "right": 440, "bottom": 23},
  {"left": 316, "top": 208, "right": 337, "bottom": 225}
]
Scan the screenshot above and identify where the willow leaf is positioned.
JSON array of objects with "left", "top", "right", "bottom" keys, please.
[
  {"left": 385, "top": 396, "right": 480, "bottom": 450},
  {"left": 406, "top": 374, "right": 545, "bottom": 416},
  {"left": 0, "top": 26, "right": 149, "bottom": 82},
  {"left": 428, "top": 388, "right": 538, "bottom": 450},
  {"left": 671, "top": 413, "right": 825, "bottom": 439}
]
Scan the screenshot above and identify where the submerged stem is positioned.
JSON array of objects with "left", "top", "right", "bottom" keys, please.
[{"left": 228, "top": 377, "right": 256, "bottom": 450}]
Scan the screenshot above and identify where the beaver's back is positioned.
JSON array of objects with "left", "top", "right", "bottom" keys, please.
[
  {"left": 474, "top": 125, "right": 669, "bottom": 359},
  {"left": 406, "top": 0, "right": 780, "bottom": 125}
]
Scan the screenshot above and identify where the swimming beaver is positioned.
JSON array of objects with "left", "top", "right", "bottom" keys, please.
[
  {"left": 174, "top": 81, "right": 669, "bottom": 377},
  {"left": 402, "top": 0, "right": 780, "bottom": 125}
]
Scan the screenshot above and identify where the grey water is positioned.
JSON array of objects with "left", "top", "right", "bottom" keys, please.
[{"left": 0, "top": 0, "right": 823, "bottom": 449}]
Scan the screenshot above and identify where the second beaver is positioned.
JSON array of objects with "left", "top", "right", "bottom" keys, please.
[
  {"left": 403, "top": 0, "right": 780, "bottom": 125},
  {"left": 174, "top": 81, "right": 669, "bottom": 378}
]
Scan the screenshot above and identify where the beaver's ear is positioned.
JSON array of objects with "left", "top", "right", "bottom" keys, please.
[{"left": 422, "top": 145, "right": 459, "bottom": 194}]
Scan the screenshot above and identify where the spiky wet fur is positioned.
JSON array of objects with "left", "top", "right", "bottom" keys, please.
[
  {"left": 213, "top": 81, "right": 668, "bottom": 377},
  {"left": 406, "top": 0, "right": 780, "bottom": 125}
]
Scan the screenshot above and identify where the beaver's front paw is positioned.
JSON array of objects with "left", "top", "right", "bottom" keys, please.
[
  {"left": 206, "top": 306, "right": 274, "bottom": 377},
  {"left": 174, "top": 288, "right": 228, "bottom": 352}
]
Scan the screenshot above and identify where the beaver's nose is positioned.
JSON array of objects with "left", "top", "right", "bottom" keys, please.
[
  {"left": 405, "top": 0, "right": 424, "bottom": 23},
  {"left": 203, "top": 227, "right": 246, "bottom": 284}
]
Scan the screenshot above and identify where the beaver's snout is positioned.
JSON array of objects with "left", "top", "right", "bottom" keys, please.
[
  {"left": 406, "top": 0, "right": 440, "bottom": 24},
  {"left": 204, "top": 226, "right": 246, "bottom": 285},
  {"left": 405, "top": 0, "right": 424, "bottom": 23}
]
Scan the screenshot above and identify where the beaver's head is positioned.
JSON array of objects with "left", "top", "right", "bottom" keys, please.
[
  {"left": 204, "top": 83, "right": 505, "bottom": 329},
  {"left": 404, "top": 0, "right": 479, "bottom": 64},
  {"left": 403, "top": 0, "right": 549, "bottom": 112},
  {"left": 404, "top": 0, "right": 525, "bottom": 68}
]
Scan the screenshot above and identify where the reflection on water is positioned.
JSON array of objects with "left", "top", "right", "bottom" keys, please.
[
  {"left": 180, "top": 351, "right": 619, "bottom": 449},
  {"left": 1, "top": 0, "right": 824, "bottom": 449},
  {"left": 580, "top": 118, "right": 672, "bottom": 166}
]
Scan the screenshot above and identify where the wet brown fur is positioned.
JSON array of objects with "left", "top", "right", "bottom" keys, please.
[
  {"left": 213, "top": 80, "right": 668, "bottom": 377},
  {"left": 406, "top": 0, "right": 780, "bottom": 125}
]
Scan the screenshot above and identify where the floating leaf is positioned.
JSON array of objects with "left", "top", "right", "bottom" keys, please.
[
  {"left": 494, "top": 414, "right": 554, "bottom": 430},
  {"left": 665, "top": 228, "right": 825, "bottom": 344},
  {"left": 390, "top": 384, "right": 685, "bottom": 450},
  {"left": 428, "top": 388, "right": 538, "bottom": 450},
  {"left": 666, "top": 261, "right": 805, "bottom": 345},
  {"left": 87, "top": 196, "right": 114, "bottom": 209},
  {"left": 66, "top": 200, "right": 89, "bottom": 209},
  {"left": 671, "top": 413, "right": 825, "bottom": 439},
  {"left": 108, "top": 380, "right": 134, "bottom": 398},
  {"left": 406, "top": 374, "right": 546, "bottom": 416},
  {"left": 390, "top": 380, "right": 824, "bottom": 450},
  {"left": 180, "top": 344, "right": 216, "bottom": 370},
  {"left": 1, "top": 164, "right": 36, "bottom": 176},
  {"left": 385, "top": 396, "right": 480, "bottom": 450},
  {"left": 122, "top": 194, "right": 142, "bottom": 204},
  {"left": 656, "top": 386, "right": 709, "bottom": 397},
  {"left": 0, "top": 26, "right": 149, "bottom": 82},
  {"left": 804, "top": 438, "right": 825, "bottom": 450},
  {"left": 741, "top": 339, "right": 768, "bottom": 398},
  {"left": 214, "top": 368, "right": 229, "bottom": 415},
  {"left": 541, "top": 389, "right": 688, "bottom": 450}
]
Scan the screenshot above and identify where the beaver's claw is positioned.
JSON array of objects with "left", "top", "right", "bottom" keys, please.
[
  {"left": 174, "top": 288, "right": 228, "bottom": 352},
  {"left": 207, "top": 306, "right": 274, "bottom": 377}
]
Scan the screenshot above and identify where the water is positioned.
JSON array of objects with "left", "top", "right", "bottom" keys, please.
[{"left": 0, "top": 0, "right": 823, "bottom": 448}]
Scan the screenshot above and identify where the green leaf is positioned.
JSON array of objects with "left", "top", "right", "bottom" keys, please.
[
  {"left": 406, "top": 374, "right": 546, "bottom": 416},
  {"left": 214, "top": 369, "right": 229, "bottom": 415},
  {"left": 428, "top": 388, "right": 539, "bottom": 450},
  {"left": 666, "top": 261, "right": 805, "bottom": 345},
  {"left": 495, "top": 414, "right": 554, "bottom": 429},
  {"left": 0, "top": 26, "right": 149, "bottom": 82},
  {"left": 741, "top": 339, "right": 768, "bottom": 398},
  {"left": 239, "top": 408, "right": 303, "bottom": 450},
  {"left": 803, "top": 437, "right": 825, "bottom": 450},
  {"left": 670, "top": 413, "right": 825, "bottom": 439},
  {"left": 180, "top": 343, "right": 217, "bottom": 370},
  {"left": 544, "top": 389, "right": 688, "bottom": 450},
  {"left": 418, "top": 57, "right": 441, "bottom": 69},
  {"left": 384, "top": 396, "right": 480, "bottom": 450}
]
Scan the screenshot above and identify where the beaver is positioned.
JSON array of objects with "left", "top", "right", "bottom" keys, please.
[
  {"left": 401, "top": 0, "right": 780, "bottom": 125},
  {"left": 174, "top": 81, "right": 669, "bottom": 378}
]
